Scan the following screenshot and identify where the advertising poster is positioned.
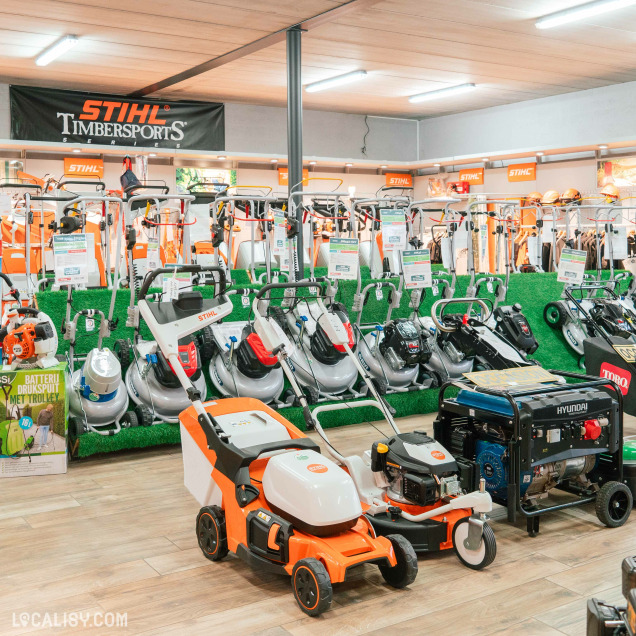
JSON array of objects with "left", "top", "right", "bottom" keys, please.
[
  {"left": 175, "top": 167, "right": 237, "bottom": 193},
  {"left": 10, "top": 86, "right": 225, "bottom": 150},
  {"left": 597, "top": 158, "right": 636, "bottom": 187}
]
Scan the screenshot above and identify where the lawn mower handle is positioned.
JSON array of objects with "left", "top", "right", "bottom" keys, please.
[
  {"left": 255, "top": 279, "right": 326, "bottom": 299},
  {"left": 138, "top": 265, "right": 227, "bottom": 300}
]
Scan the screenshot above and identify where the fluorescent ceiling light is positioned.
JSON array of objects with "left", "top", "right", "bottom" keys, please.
[
  {"left": 345, "top": 162, "right": 353, "bottom": 167},
  {"left": 217, "top": 155, "right": 226, "bottom": 160},
  {"left": 409, "top": 83, "right": 477, "bottom": 103},
  {"left": 599, "top": 144, "right": 608, "bottom": 149},
  {"left": 482, "top": 157, "right": 489, "bottom": 162},
  {"left": 270, "top": 158, "right": 278, "bottom": 163},
  {"left": 304, "top": 70, "right": 367, "bottom": 93},
  {"left": 149, "top": 153, "right": 157, "bottom": 157},
  {"left": 535, "top": 0, "right": 636, "bottom": 29},
  {"left": 536, "top": 152, "right": 544, "bottom": 156},
  {"left": 72, "top": 148, "right": 81, "bottom": 153},
  {"left": 309, "top": 161, "right": 317, "bottom": 165},
  {"left": 36, "top": 35, "right": 78, "bottom": 66},
  {"left": 381, "top": 165, "right": 388, "bottom": 169},
  {"left": 434, "top": 163, "right": 441, "bottom": 167}
]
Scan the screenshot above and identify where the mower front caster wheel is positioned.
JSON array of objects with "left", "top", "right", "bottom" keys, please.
[
  {"left": 452, "top": 518, "right": 497, "bottom": 570},
  {"left": 544, "top": 302, "right": 566, "bottom": 329},
  {"left": 196, "top": 506, "right": 228, "bottom": 562},
  {"left": 120, "top": 411, "right": 139, "bottom": 429},
  {"left": 292, "top": 558, "right": 332, "bottom": 617},
  {"left": 379, "top": 534, "right": 418, "bottom": 588},
  {"left": 69, "top": 416, "right": 86, "bottom": 438},
  {"left": 135, "top": 404, "right": 153, "bottom": 427},
  {"left": 595, "top": 481, "right": 633, "bottom": 528}
]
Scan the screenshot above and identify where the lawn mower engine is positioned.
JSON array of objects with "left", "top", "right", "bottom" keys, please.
[
  {"left": 435, "top": 382, "right": 629, "bottom": 535},
  {"left": 589, "top": 301, "right": 636, "bottom": 338},
  {"left": 0, "top": 307, "right": 58, "bottom": 369},
  {"left": 378, "top": 318, "right": 432, "bottom": 372},
  {"left": 370, "top": 431, "right": 477, "bottom": 507},
  {"left": 493, "top": 304, "right": 539, "bottom": 354}
]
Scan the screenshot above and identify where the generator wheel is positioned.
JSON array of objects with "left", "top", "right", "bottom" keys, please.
[
  {"left": 121, "top": 411, "right": 139, "bottom": 429},
  {"left": 544, "top": 302, "right": 565, "bottom": 329},
  {"left": 292, "top": 558, "right": 332, "bottom": 617},
  {"left": 69, "top": 416, "right": 86, "bottom": 438},
  {"left": 596, "top": 481, "right": 633, "bottom": 528},
  {"left": 113, "top": 339, "right": 131, "bottom": 369},
  {"left": 196, "top": 506, "right": 228, "bottom": 562},
  {"left": 197, "top": 327, "right": 215, "bottom": 363},
  {"left": 379, "top": 534, "right": 418, "bottom": 588},
  {"left": 135, "top": 404, "right": 153, "bottom": 427},
  {"left": 452, "top": 518, "right": 497, "bottom": 570}
]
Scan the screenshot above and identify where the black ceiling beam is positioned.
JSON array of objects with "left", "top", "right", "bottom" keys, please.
[{"left": 129, "top": 0, "right": 383, "bottom": 97}]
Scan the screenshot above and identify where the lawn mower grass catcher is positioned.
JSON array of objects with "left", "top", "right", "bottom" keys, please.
[{"left": 434, "top": 369, "right": 632, "bottom": 536}]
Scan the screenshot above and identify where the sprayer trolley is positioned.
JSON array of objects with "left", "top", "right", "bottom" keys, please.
[{"left": 434, "top": 370, "right": 632, "bottom": 536}]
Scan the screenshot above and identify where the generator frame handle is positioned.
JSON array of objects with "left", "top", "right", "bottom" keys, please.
[{"left": 138, "top": 265, "right": 227, "bottom": 300}]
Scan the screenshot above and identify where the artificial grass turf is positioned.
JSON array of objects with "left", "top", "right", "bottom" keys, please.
[{"left": 37, "top": 268, "right": 614, "bottom": 457}]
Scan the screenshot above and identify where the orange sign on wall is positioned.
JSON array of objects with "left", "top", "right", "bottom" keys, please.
[
  {"left": 385, "top": 173, "right": 413, "bottom": 187},
  {"left": 64, "top": 157, "right": 104, "bottom": 179},
  {"left": 508, "top": 162, "right": 536, "bottom": 182},
  {"left": 278, "top": 168, "right": 309, "bottom": 186},
  {"left": 459, "top": 168, "right": 484, "bottom": 185}
]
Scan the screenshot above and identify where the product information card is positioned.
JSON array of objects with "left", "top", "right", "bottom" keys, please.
[
  {"left": 328, "top": 238, "right": 359, "bottom": 280},
  {"left": 402, "top": 249, "right": 432, "bottom": 289},
  {"left": 273, "top": 210, "right": 286, "bottom": 256},
  {"left": 557, "top": 248, "right": 587, "bottom": 284},
  {"left": 380, "top": 209, "right": 407, "bottom": 250},
  {"left": 52, "top": 234, "right": 89, "bottom": 285}
]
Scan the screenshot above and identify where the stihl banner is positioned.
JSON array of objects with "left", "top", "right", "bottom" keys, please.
[
  {"left": 459, "top": 168, "right": 484, "bottom": 185},
  {"left": 508, "top": 163, "right": 536, "bottom": 182},
  {"left": 278, "top": 168, "right": 309, "bottom": 186},
  {"left": 63, "top": 157, "right": 104, "bottom": 179},
  {"left": 10, "top": 86, "right": 224, "bottom": 150},
  {"left": 385, "top": 173, "right": 413, "bottom": 187}
]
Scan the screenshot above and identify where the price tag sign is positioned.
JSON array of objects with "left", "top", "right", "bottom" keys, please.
[
  {"left": 401, "top": 249, "right": 432, "bottom": 289},
  {"left": 273, "top": 210, "right": 286, "bottom": 256},
  {"left": 162, "top": 272, "right": 191, "bottom": 300},
  {"left": 541, "top": 218, "right": 556, "bottom": 244},
  {"left": 0, "top": 194, "right": 11, "bottom": 217},
  {"left": 527, "top": 236, "right": 538, "bottom": 267},
  {"left": 328, "top": 238, "right": 359, "bottom": 280},
  {"left": 53, "top": 234, "right": 89, "bottom": 285},
  {"left": 375, "top": 286, "right": 383, "bottom": 301},
  {"left": 380, "top": 209, "right": 407, "bottom": 250},
  {"left": 612, "top": 226, "right": 628, "bottom": 260},
  {"left": 441, "top": 237, "right": 451, "bottom": 269},
  {"left": 241, "top": 295, "right": 250, "bottom": 308},
  {"left": 557, "top": 248, "right": 587, "bottom": 284},
  {"left": 85, "top": 318, "right": 95, "bottom": 332},
  {"left": 279, "top": 238, "right": 290, "bottom": 273},
  {"left": 147, "top": 239, "right": 160, "bottom": 273}
]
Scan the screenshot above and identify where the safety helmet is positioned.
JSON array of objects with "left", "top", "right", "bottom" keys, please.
[
  {"left": 560, "top": 188, "right": 582, "bottom": 205},
  {"left": 541, "top": 190, "right": 560, "bottom": 205},
  {"left": 600, "top": 183, "right": 620, "bottom": 200},
  {"left": 526, "top": 191, "right": 542, "bottom": 204}
]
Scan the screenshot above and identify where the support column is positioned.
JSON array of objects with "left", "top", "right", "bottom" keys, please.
[{"left": 287, "top": 26, "right": 303, "bottom": 277}]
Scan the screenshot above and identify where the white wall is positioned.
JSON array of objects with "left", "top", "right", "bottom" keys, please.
[
  {"left": 419, "top": 80, "right": 636, "bottom": 161},
  {"left": 226, "top": 104, "right": 417, "bottom": 162}
]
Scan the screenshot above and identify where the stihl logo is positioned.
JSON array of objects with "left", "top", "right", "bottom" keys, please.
[
  {"left": 385, "top": 173, "right": 413, "bottom": 187},
  {"left": 462, "top": 173, "right": 481, "bottom": 181},
  {"left": 556, "top": 403, "right": 588, "bottom": 415},
  {"left": 459, "top": 168, "right": 484, "bottom": 184},
  {"left": 600, "top": 362, "right": 631, "bottom": 395},
  {"left": 67, "top": 164, "right": 99, "bottom": 172},
  {"left": 508, "top": 163, "right": 536, "bottom": 182},
  {"left": 57, "top": 99, "right": 185, "bottom": 146},
  {"left": 197, "top": 310, "right": 218, "bottom": 322}
]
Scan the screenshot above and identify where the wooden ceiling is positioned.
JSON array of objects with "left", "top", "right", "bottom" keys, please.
[{"left": 2, "top": 0, "right": 636, "bottom": 118}]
